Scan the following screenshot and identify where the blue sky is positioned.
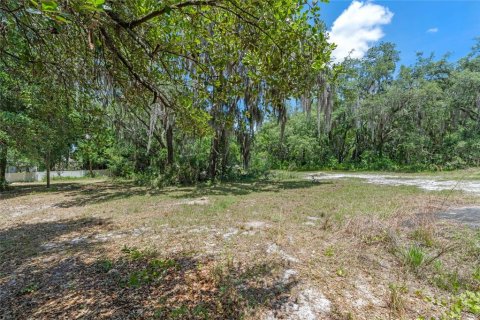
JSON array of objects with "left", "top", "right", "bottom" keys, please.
[{"left": 319, "top": 0, "right": 480, "bottom": 66}]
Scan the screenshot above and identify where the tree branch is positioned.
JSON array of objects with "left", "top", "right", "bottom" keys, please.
[
  {"left": 99, "top": 27, "right": 174, "bottom": 110},
  {"left": 107, "top": 0, "right": 218, "bottom": 29}
]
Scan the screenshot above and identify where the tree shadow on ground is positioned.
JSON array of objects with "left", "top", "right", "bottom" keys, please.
[
  {"left": 171, "top": 180, "right": 333, "bottom": 199},
  {"left": 0, "top": 217, "right": 110, "bottom": 275},
  {"left": 1, "top": 180, "right": 159, "bottom": 207},
  {"left": 0, "top": 182, "right": 84, "bottom": 200},
  {"left": 54, "top": 179, "right": 331, "bottom": 207},
  {"left": 3, "top": 178, "right": 331, "bottom": 209},
  {"left": 1, "top": 224, "right": 296, "bottom": 319},
  {"left": 53, "top": 181, "right": 163, "bottom": 208}
]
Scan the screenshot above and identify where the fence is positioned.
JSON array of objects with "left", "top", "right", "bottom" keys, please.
[{"left": 6, "top": 169, "right": 110, "bottom": 183}]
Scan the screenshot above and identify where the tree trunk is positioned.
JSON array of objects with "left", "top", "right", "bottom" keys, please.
[
  {"left": 317, "top": 74, "right": 334, "bottom": 135},
  {"left": 220, "top": 128, "right": 229, "bottom": 177},
  {"left": 66, "top": 149, "right": 70, "bottom": 170},
  {"left": 476, "top": 93, "right": 480, "bottom": 129},
  {"left": 324, "top": 83, "right": 334, "bottom": 134},
  {"left": 89, "top": 158, "right": 93, "bottom": 177},
  {"left": 240, "top": 134, "right": 250, "bottom": 170},
  {"left": 209, "top": 132, "right": 220, "bottom": 181},
  {"left": 0, "top": 145, "right": 7, "bottom": 190},
  {"left": 46, "top": 152, "right": 51, "bottom": 188},
  {"left": 316, "top": 95, "right": 321, "bottom": 138},
  {"left": 301, "top": 91, "right": 312, "bottom": 120},
  {"left": 353, "top": 131, "right": 363, "bottom": 162},
  {"left": 166, "top": 124, "right": 174, "bottom": 166}
]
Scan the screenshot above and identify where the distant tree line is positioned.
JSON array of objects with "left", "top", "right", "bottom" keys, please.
[{"left": 256, "top": 42, "right": 480, "bottom": 172}]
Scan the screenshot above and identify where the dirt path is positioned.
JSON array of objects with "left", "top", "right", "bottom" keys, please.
[
  {"left": 308, "top": 172, "right": 480, "bottom": 194},
  {"left": 436, "top": 206, "right": 480, "bottom": 228},
  {"left": 309, "top": 172, "right": 480, "bottom": 228}
]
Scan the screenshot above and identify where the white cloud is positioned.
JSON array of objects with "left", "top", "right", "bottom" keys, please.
[
  {"left": 427, "top": 27, "right": 438, "bottom": 33},
  {"left": 329, "top": 1, "right": 393, "bottom": 62}
]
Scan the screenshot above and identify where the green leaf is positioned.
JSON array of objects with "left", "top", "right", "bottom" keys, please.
[
  {"left": 52, "top": 14, "right": 70, "bottom": 23},
  {"left": 87, "top": 0, "right": 105, "bottom": 8},
  {"left": 41, "top": 0, "right": 58, "bottom": 12}
]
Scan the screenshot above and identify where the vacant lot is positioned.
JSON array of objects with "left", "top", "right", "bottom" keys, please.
[{"left": 1, "top": 171, "right": 479, "bottom": 319}]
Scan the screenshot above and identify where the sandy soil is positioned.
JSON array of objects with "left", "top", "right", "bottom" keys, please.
[{"left": 309, "top": 172, "right": 480, "bottom": 193}]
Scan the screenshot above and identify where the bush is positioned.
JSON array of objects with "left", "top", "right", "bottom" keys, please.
[{"left": 0, "top": 179, "right": 9, "bottom": 191}]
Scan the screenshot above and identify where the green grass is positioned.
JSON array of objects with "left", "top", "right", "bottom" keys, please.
[{"left": 402, "top": 245, "right": 426, "bottom": 270}]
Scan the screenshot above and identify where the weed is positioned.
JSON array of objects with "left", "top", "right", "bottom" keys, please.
[
  {"left": 322, "top": 216, "right": 333, "bottom": 230},
  {"left": 429, "top": 258, "right": 471, "bottom": 292},
  {"left": 121, "top": 246, "right": 156, "bottom": 260},
  {"left": 271, "top": 170, "right": 301, "bottom": 180},
  {"left": 443, "top": 291, "right": 480, "bottom": 319},
  {"left": 460, "top": 230, "right": 480, "bottom": 259},
  {"left": 192, "top": 303, "right": 209, "bottom": 319},
  {"left": 388, "top": 283, "right": 408, "bottom": 316},
  {"left": 150, "top": 258, "right": 177, "bottom": 270},
  {"left": 20, "top": 283, "right": 39, "bottom": 295},
  {"left": 125, "top": 258, "right": 176, "bottom": 287},
  {"left": 433, "top": 270, "right": 463, "bottom": 293},
  {"left": 97, "top": 258, "right": 113, "bottom": 273},
  {"left": 211, "top": 263, "right": 225, "bottom": 284},
  {"left": 119, "top": 247, "right": 177, "bottom": 287},
  {"left": 414, "top": 289, "right": 424, "bottom": 298},
  {"left": 411, "top": 227, "right": 435, "bottom": 247},
  {"left": 363, "top": 231, "right": 388, "bottom": 245},
  {"left": 169, "top": 305, "right": 189, "bottom": 318},
  {"left": 153, "top": 307, "right": 167, "bottom": 319},
  {"left": 402, "top": 245, "right": 426, "bottom": 270},
  {"left": 237, "top": 263, "right": 270, "bottom": 282},
  {"left": 473, "top": 266, "right": 480, "bottom": 283},
  {"left": 336, "top": 268, "right": 346, "bottom": 277},
  {"left": 324, "top": 246, "right": 335, "bottom": 257},
  {"left": 433, "top": 260, "right": 443, "bottom": 273}
]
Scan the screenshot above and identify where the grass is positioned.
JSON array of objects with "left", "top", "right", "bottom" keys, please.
[
  {"left": 411, "top": 227, "right": 436, "bottom": 247},
  {"left": 19, "top": 283, "right": 40, "bottom": 295},
  {"left": 1, "top": 171, "right": 480, "bottom": 319},
  {"left": 473, "top": 267, "right": 480, "bottom": 282},
  {"left": 123, "top": 257, "right": 177, "bottom": 288},
  {"left": 402, "top": 245, "right": 426, "bottom": 270},
  {"left": 96, "top": 258, "right": 114, "bottom": 272},
  {"left": 388, "top": 283, "right": 408, "bottom": 317}
]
